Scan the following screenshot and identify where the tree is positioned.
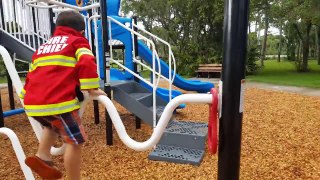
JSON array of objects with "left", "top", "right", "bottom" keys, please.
[
  {"left": 284, "top": 0, "right": 320, "bottom": 71},
  {"left": 317, "top": 27, "right": 320, "bottom": 65}
]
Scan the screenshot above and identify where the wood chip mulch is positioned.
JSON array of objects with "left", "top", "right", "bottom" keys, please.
[{"left": 0, "top": 86, "right": 319, "bottom": 179}]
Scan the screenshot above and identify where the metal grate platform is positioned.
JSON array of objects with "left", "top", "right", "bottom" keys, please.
[
  {"left": 149, "top": 145, "right": 205, "bottom": 166},
  {"left": 165, "top": 120, "right": 208, "bottom": 135}
]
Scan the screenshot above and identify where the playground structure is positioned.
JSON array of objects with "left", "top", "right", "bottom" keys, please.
[{"left": 0, "top": 0, "right": 249, "bottom": 179}]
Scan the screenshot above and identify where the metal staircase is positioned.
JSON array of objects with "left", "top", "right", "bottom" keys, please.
[
  {"left": 111, "top": 80, "right": 208, "bottom": 165},
  {"left": 106, "top": 17, "right": 209, "bottom": 165},
  {"left": 0, "top": 31, "right": 35, "bottom": 60}
]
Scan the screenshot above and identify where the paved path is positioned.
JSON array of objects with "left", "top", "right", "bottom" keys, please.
[
  {"left": 190, "top": 78, "right": 320, "bottom": 97},
  {"left": 1, "top": 78, "right": 320, "bottom": 97}
]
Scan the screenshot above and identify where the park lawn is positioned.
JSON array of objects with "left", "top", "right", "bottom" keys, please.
[
  {"left": 247, "top": 60, "right": 320, "bottom": 88},
  {"left": 0, "top": 77, "right": 6, "bottom": 83}
]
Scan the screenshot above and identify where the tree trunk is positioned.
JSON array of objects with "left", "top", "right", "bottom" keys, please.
[
  {"left": 293, "top": 21, "right": 312, "bottom": 71},
  {"left": 297, "top": 41, "right": 301, "bottom": 61},
  {"left": 255, "top": 14, "right": 259, "bottom": 33},
  {"left": 300, "top": 22, "right": 312, "bottom": 72},
  {"left": 260, "top": 8, "right": 269, "bottom": 67},
  {"left": 277, "top": 24, "right": 283, "bottom": 62},
  {"left": 287, "top": 42, "right": 296, "bottom": 61},
  {"left": 301, "top": 40, "right": 309, "bottom": 71},
  {"left": 317, "top": 27, "right": 320, "bottom": 65}
]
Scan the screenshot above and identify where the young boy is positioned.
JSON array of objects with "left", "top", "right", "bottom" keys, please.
[{"left": 20, "top": 11, "right": 105, "bottom": 179}]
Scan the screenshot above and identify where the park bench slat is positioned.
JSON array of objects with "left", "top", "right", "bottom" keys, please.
[{"left": 196, "top": 63, "right": 222, "bottom": 78}]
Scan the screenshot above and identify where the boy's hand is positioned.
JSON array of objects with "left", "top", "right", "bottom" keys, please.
[{"left": 87, "top": 89, "right": 107, "bottom": 96}]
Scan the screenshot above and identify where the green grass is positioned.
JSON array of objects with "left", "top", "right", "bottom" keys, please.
[
  {"left": 0, "top": 77, "right": 7, "bottom": 83},
  {"left": 247, "top": 60, "right": 320, "bottom": 88}
]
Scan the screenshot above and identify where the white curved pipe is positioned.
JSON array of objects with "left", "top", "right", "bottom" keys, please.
[
  {"left": 94, "top": 93, "right": 212, "bottom": 151},
  {"left": 0, "top": 46, "right": 65, "bottom": 155},
  {"left": 0, "top": 128, "right": 35, "bottom": 180}
]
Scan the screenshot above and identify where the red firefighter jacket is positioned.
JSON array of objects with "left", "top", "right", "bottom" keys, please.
[{"left": 20, "top": 26, "right": 100, "bottom": 116}]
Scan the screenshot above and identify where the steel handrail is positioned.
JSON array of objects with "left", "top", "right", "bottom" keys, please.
[
  {"left": 132, "top": 23, "right": 177, "bottom": 100},
  {"left": 107, "top": 16, "right": 162, "bottom": 127},
  {"left": 26, "top": 0, "right": 100, "bottom": 11}
]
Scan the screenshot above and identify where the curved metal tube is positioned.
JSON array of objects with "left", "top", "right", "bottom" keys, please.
[
  {"left": 93, "top": 93, "right": 212, "bottom": 151},
  {"left": 0, "top": 128, "right": 35, "bottom": 180}
]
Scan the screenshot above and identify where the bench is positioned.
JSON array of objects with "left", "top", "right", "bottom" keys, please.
[{"left": 196, "top": 64, "right": 222, "bottom": 78}]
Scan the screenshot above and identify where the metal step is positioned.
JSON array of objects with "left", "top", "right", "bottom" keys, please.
[
  {"left": 147, "top": 106, "right": 166, "bottom": 119},
  {"left": 129, "top": 92, "right": 151, "bottom": 100},
  {"left": 158, "top": 120, "right": 208, "bottom": 150},
  {"left": 112, "top": 81, "right": 169, "bottom": 126},
  {"left": 148, "top": 120, "right": 208, "bottom": 165},
  {"left": 148, "top": 144, "right": 205, "bottom": 166}
]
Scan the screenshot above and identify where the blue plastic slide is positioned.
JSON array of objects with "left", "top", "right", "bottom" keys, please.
[{"left": 137, "top": 41, "right": 214, "bottom": 93}]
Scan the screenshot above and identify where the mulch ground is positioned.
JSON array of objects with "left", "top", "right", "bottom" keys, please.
[{"left": 0, "top": 85, "right": 319, "bottom": 179}]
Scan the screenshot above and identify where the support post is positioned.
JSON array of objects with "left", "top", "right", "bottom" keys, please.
[
  {"left": 218, "top": 0, "right": 250, "bottom": 179},
  {"left": 0, "top": 0, "right": 4, "bottom": 29},
  {"left": 100, "top": 0, "right": 113, "bottom": 145},
  {"left": 132, "top": 16, "right": 141, "bottom": 129},
  {"left": 48, "top": 9, "right": 55, "bottom": 37},
  {"left": 0, "top": 90, "right": 4, "bottom": 127},
  {"left": 88, "top": 8, "right": 100, "bottom": 125},
  {"left": 6, "top": 70, "right": 15, "bottom": 110}
]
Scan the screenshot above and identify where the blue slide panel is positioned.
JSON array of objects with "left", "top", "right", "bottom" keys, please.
[{"left": 137, "top": 41, "right": 214, "bottom": 93}]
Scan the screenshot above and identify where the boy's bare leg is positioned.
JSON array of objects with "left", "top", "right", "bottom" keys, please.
[
  {"left": 64, "top": 144, "right": 82, "bottom": 180},
  {"left": 36, "top": 127, "right": 58, "bottom": 161}
]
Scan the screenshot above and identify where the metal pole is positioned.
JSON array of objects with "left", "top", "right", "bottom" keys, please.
[
  {"left": 218, "top": 0, "right": 250, "bottom": 179},
  {"left": 48, "top": 9, "right": 55, "bottom": 36},
  {"left": 0, "top": 0, "right": 4, "bottom": 29},
  {"left": 6, "top": 69, "right": 15, "bottom": 110},
  {"left": 100, "top": 0, "right": 113, "bottom": 145},
  {"left": 132, "top": 16, "right": 141, "bottom": 129},
  {"left": 88, "top": 7, "right": 100, "bottom": 125},
  {"left": 0, "top": 89, "right": 4, "bottom": 127},
  {"left": 133, "top": 16, "right": 139, "bottom": 82}
]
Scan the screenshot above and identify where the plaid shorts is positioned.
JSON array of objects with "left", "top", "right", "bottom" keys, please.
[{"left": 32, "top": 110, "right": 87, "bottom": 145}]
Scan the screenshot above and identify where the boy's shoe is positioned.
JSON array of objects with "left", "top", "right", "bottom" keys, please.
[{"left": 25, "top": 156, "right": 63, "bottom": 179}]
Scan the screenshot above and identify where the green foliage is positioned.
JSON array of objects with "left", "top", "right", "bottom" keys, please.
[
  {"left": 121, "top": 0, "right": 320, "bottom": 76},
  {"left": 0, "top": 55, "right": 29, "bottom": 80},
  {"left": 247, "top": 33, "right": 260, "bottom": 75},
  {"left": 122, "top": 0, "right": 224, "bottom": 76},
  {"left": 246, "top": 46, "right": 260, "bottom": 75},
  {"left": 0, "top": 56, "right": 6, "bottom": 77}
]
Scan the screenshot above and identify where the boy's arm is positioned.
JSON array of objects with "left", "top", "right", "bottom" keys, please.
[
  {"left": 73, "top": 37, "right": 106, "bottom": 97},
  {"left": 74, "top": 37, "right": 100, "bottom": 90}
]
